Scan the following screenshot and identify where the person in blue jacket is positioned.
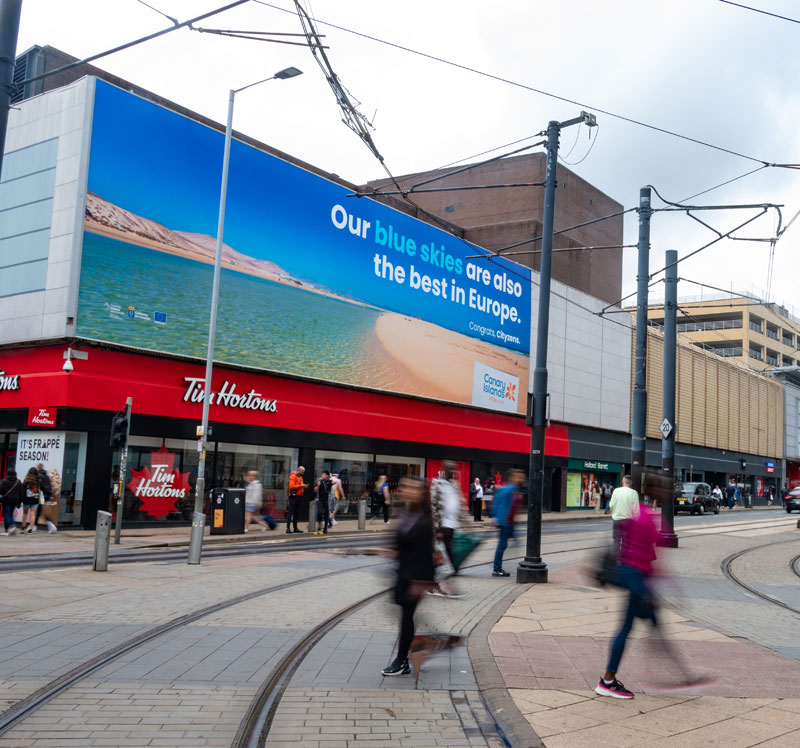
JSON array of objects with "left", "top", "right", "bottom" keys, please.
[{"left": 491, "top": 469, "right": 524, "bottom": 577}]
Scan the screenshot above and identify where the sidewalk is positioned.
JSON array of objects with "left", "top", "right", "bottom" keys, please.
[{"left": 487, "top": 542, "right": 800, "bottom": 746}]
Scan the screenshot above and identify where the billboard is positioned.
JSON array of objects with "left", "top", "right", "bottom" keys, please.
[{"left": 76, "top": 81, "right": 531, "bottom": 412}]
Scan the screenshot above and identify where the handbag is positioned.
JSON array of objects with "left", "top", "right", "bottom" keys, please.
[
  {"left": 593, "top": 546, "right": 624, "bottom": 588},
  {"left": 450, "top": 530, "right": 482, "bottom": 571},
  {"left": 433, "top": 538, "right": 454, "bottom": 582},
  {"left": 38, "top": 489, "right": 45, "bottom": 505}
]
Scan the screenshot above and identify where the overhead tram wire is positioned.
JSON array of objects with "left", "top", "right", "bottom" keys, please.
[
  {"left": 21, "top": 0, "right": 251, "bottom": 86},
  {"left": 719, "top": 0, "right": 800, "bottom": 25},
  {"left": 253, "top": 0, "right": 789, "bottom": 168}
]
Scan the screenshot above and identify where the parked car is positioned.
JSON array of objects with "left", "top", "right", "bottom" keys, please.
[
  {"left": 674, "top": 481, "right": 720, "bottom": 515},
  {"left": 783, "top": 487, "right": 800, "bottom": 513}
]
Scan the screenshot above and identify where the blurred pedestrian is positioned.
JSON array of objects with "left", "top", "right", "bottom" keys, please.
[
  {"left": 470, "top": 477, "right": 483, "bottom": 522},
  {"left": 491, "top": 469, "right": 524, "bottom": 577},
  {"left": 609, "top": 475, "right": 640, "bottom": 550},
  {"left": 429, "top": 461, "right": 464, "bottom": 598},
  {"left": 22, "top": 467, "right": 40, "bottom": 533},
  {"left": 592, "top": 481, "right": 603, "bottom": 514},
  {"left": 382, "top": 476, "right": 435, "bottom": 677},
  {"left": 601, "top": 481, "right": 613, "bottom": 514},
  {"left": 329, "top": 473, "right": 345, "bottom": 526},
  {"left": 244, "top": 471, "right": 271, "bottom": 533},
  {"left": 371, "top": 475, "right": 390, "bottom": 525},
  {"left": 37, "top": 463, "right": 57, "bottom": 533},
  {"left": 286, "top": 466, "right": 307, "bottom": 534},
  {"left": 0, "top": 468, "right": 22, "bottom": 536},
  {"left": 725, "top": 479, "right": 736, "bottom": 510},
  {"left": 315, "top": 470, "right": 332, "bottom": 534}
]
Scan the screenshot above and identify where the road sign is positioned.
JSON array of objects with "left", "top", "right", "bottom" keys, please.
[{"left": 659, "top": 418, "right": 673, "bottom": 439}]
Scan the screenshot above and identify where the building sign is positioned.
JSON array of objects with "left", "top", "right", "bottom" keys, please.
[
  {"left": 765, "top": 461, "right": 775, "bottom": 474},
  {"left": 471, "top": 362, "right": 519, "bottom": 414},
  {"left": 127, "top": 445, "right": 192, "bottom": 518},
  {"left": 15, "top": 431, "right": 65, "bottom": 503},
  {"left": 27, "top": 407, "right": 57, "bottom": 427},
  {"left": 182, "top": 377, "right": 277, "bottom": 413},
  {"left": 568, "top": 459, "right": 620, "bottom": 472},
  {"left": 0, "top": 370, "right": 20, "bottom": 391},
  {"left": 75, "top": 80, "right": 531, "bottom": 415}
]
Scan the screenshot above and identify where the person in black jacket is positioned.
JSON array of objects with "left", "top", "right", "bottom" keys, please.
[
  {"left": 0, "top": 468, "right": 23, "bottom": 536},
  {"left": 381, "top": 476, "right": 435, "bottom": 677}
]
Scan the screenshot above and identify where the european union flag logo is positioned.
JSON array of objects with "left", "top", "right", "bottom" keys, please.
[{"left": 154, "top": 311, "right": 167, "bottom": 324}]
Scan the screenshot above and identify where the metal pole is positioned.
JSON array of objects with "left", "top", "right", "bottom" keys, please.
[
  {"left": 308, "top": 498, "right": 319, "bottom": 533},
  {"left": 0, "top": 0, "right": 22, "bottom": 178},
  {"left": 93, "top": 510, "right": 112, "bottom": 571},
  {"left": 631, "top": 187, "right": 652, "bottom": 500},
  {"left": 659, "top": 249, "right": 679, "bottom": 547},
  {"left": 114, "top": 397, "right": 132, "bottom": 544},
  {"left": 517, "top": 120, "right": 559, "bottom": 584},
  {"left": 357, "top": 498, "right": 366, "bottom": 530},
  {"left": 188, "top": 89, "right": 234, "bottom": 565}
]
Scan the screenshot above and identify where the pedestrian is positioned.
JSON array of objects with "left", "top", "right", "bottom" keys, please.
[
  {"left": 609, "top": 475, "right": 640, "bottom": 550},
  {"left": 381, "top": 476, "right": 435, "bottom": 677},
  {"left": 244, "top": 471, "right": 271, "bottom": 533},
  {"left": 595, "top": 503, "right": 659, "bottom": 699},
  {"left": 725, "top": 479, "right": 736, "bottom": 510},
  {"left": 491, "top": 468, "right": 524, "bottom": 577},
  {"left": 429, "top": 461, "right": 464, "bottom": 597},
  {"left": 0, "top": 468, "right": 23, "bottom": 536},
  {"left": 36, "top": 463, "right": 58, "bottom": 533},
  {"left": 592, "top": 481, "right": 603, "bottom": 514},
  {"left": 371, "top": 475, "right": 391, "bottom": 524},
  {"left": 329, "top": 473, "right": 345, "bottom": 527},
  {"left": 767, "top": 485, "right": 774, "bottom": 507},
  {"left": 470, "top": 477, "right": 483, "bottom": 522},
  {"left": 735, "top": 483, "right": 742, "bottom": 507},
  {"left": 286, "top": 466, "right": 307, "bottom": 534},
  {"left": 22, "top": 467, "right": 40, "bottom": 533},
  {"left": 602, "top": 481, "right": 613, "bottom": 514},
  {"left": 315, "top": 470, "right": 332, "bottom": 534},
  {"left": 712, "top": 484, "right": 723, "bottom": 504}
]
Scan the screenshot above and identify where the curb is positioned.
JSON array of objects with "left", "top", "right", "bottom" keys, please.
[{"left": 467, "top": 583, "right": 545, "bottom": 748}]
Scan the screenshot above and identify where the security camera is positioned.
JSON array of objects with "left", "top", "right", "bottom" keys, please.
[{"left": 62, "top": 358, "right": 73, "bottom": 373}]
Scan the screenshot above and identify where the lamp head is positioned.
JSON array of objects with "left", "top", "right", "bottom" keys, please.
[{"left": 274, "top": 66, "right": 303, "bottom": 80}]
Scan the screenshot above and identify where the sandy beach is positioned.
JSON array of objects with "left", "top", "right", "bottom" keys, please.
[{"left": 374, "top": 312, "right": 529, "bottom": 413}]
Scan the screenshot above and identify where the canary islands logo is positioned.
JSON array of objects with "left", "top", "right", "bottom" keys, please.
[{"left": 471, "top": 362, "right": 520, "bottom": 414}]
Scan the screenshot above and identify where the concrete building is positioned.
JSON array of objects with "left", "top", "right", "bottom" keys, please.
[
  {"left": 643, "top": 295, "right": 800, "bottom": 371},
  {"left": 770, "top": 367, "right": 800, "bottom": 490}
]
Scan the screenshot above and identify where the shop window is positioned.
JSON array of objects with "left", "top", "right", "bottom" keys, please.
[
  {"left": 315, "top": 451, "right": 372, "bottom": 516},
  {"left": 60, "top": 432, "right": 88, "bottom": 526},
  {"left": 375, "top": 455, "right": 425, "bottom": 511},
  {"left": 213, "top": 443, "right": 298, "bottom": 520}
]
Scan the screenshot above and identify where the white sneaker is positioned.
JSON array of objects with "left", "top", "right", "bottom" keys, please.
[
  {"left": 1, "top": 532, "right": 8, "bottom": 536},
  {"left": 31, "top": 525, "right": 37, "bottom": 532},
  {"left": 370, "top": 517, "right": 375, "bottom": 524},
  {"left": 8, "top": 527, "right": 18, "bottom": 536},
  {"left": 46, "top": 521, "right": 57, "bottom": 534}
]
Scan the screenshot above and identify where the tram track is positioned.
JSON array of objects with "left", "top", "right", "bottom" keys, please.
[{"left": 720, "top": 540, "right": 800, "bottom": 616}]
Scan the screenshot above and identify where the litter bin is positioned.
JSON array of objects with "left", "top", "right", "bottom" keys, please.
[{"left": 210, "top": 488, "right": 245, "bottom": 535}]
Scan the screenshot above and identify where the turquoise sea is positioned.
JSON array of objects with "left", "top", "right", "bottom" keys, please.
[{"left": 76, "top": 232, "right": 404, "bottom": 390}]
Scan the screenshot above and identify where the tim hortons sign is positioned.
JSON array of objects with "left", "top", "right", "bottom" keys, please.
[
  {"left": 182, "top": 377, "right": 278, "bottom": 413},
  {"left": 28, "top": 407, "right": 57, "bottom": 427},
  {"left": 0, "top": 370, "right": 20, "bottom": 392},
  {"left": 128, "top": 445, "right": 192, "bottom": 518}
]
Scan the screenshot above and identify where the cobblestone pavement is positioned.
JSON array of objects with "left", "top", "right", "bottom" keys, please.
[{"left": 490, "top": 516, "right": 800, "bottom": 746}]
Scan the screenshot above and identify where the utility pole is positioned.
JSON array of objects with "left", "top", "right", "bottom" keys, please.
[
  {"left": 517, "top": 111, "right": 596, "bottom": 585},
  {"left": 113, "top": 397, "right": 132, "bottom": 544},
  {"left": 658, "top": 250, "right": 678, "bottom": 547},
  {"left": 0, "top": 0, "right": 22, "bottom": 178},
  {"left": 631, "top": 187, "right": 652, "bottom": 499}
]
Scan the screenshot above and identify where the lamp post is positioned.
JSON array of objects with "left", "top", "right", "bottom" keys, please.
[{"left": 187, "top": 66, "right": 303, "bottom": 565}]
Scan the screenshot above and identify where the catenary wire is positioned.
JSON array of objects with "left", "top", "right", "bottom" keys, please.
[
  {"left": 253, "top": 0, "right": 783, "bottom": 167},
  {"left": 559, "top": 124, "right": 600, "bottom": 166},
  {"left": 133, "top": 0, "right": 178, "bottom": 25},
  {"left": 719, "top": 0, "right": 800, "bottom": 25}
]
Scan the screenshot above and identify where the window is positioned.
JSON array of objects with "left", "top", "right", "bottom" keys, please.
[
  {"left": 314, "top": 450, "right": 372, "bottom": 516},
  {"left": 766, "top": 349, "right": 779, "bottom": 366},
  {"left": 783, "top": 330, "right": 794, "bottom": 348},
  {"left": 783, "top": 356, "right": 795, "bottom": 367},
  {"left": 749, "top": 346, "right": 763, "bottom": 362},
  {"left": 766, "top": 324, "right": 779, "bottom": 341},
  {"left": 375, "top": 455, "right": 426, "bottom": 511},
  {"left": 749, "top": 316, "right": 763, "bottom": 334}
]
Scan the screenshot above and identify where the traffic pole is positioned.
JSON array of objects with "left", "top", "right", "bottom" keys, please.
[
  {"left": 114, "top": 397, "right": 132, "bottom": 544},
  {"left": 658, "top": 250, "right": 679, "bottom": 547},
  {"left": 516, "top": 120, "right": 560, "bottom": 585},
  {"left": 631, "top": 187, "right": 652, "bottom": 500},
  {"left": 0, "top": 0, "right": 22, "bottom": 179}
]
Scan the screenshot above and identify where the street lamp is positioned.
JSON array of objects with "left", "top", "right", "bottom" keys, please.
[{"left": 187, "top": 66, "right": 303, "bottom": 565}]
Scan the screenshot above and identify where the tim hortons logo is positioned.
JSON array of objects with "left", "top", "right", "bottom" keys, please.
[
  {"left": 127, "top": 446, "right": 192, "bottom": 518},
  {"left": 0, "top": 370, "right": 20, "bottom": 391},
  {"left": 29, "top": 408, "right": 56, "bottom": 427},
  {"left": 182, "top": 377, "right": 277, "bottom": 413}
]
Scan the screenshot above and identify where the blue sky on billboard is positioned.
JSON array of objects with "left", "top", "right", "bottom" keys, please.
[{"left": 86, "top": 80, "right": 531, "bottom": 354}]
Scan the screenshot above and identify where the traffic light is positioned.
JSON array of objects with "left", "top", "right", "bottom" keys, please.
[{"left": 110, "top": 414, "right": 128, "bottom": 449}]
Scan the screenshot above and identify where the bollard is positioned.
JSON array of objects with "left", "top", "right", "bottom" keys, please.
[
  {"left": 187, "top": 512, "right": 206, "bottom": 564},
  {"left": 93, "top": 511, "right": 112, "bottom": 571},
  {"left": 308, "top": 499, "right": 320, "bottom": 533},
  {"left": 358, "top": 498, "right": 366, "bottom": 530}
]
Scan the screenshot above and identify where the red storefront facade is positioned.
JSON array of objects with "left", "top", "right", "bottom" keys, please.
[{"left": 0, "top": 344, "right": 570, "bottom": 529}]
